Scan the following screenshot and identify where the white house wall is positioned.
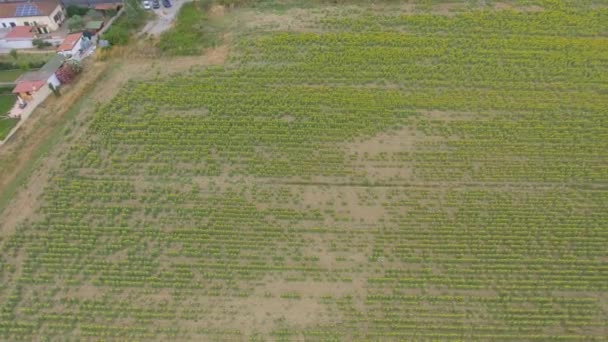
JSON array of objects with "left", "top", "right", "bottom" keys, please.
[
  {"left": 58, "top": 36, "right": 83, "bottom": 59},
  {"left": 0, "top": 5, "right": 65, "bottom": 32},
  {"left": 47, "top": 73, "right": 60, "bottom": 87},
  {"left": 0, "top": 39, "right": 33, "bottom": 49}
]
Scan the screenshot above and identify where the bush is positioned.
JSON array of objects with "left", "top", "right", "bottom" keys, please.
[
  {"left": 67, "top": 15, "right": 85, "bottom": 32},
  {"left": 65, "top": 60, "right": 83, "bottom": 74},
  {"left": 66, "top": 5, "right": 88, "bottom": 18},
  {"left": 123, "top": 0, "right": 146, "bottom": 28},
  {"left": 32, "top": 38, "right": 52, "bottom": 49},
  {"left": 55, "top": 60, "right": 82, "bottom": 84},
  {"left": 102, "top": 24, "right": 130, "bottom": 45},
  {"left": 28, "top": 61, "right": 45, "bottom": 69},
  {"left": 18, "top": 62, "right": 29, "bottom": 71},
  {"left": 0, "top": 60, "right": 45, "bottom": 70},
  {"left": 0, "top": 62, "right": 14, "bottom": 70},
  {"left": 101, "top": 5, "right": 147, "bottom": 47}
]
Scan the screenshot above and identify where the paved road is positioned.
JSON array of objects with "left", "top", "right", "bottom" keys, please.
[{"left": 140, "top": 0, "right": 192, "bottom": 36}]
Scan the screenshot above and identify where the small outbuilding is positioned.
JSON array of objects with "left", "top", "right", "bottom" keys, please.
[
  {"left": 57, "top": 32, "right": 83, "bottom": 58},
  {"left": 12, "top": 54, "right": 65, "bottom": 102},
  {"left": 0, "top": 25, "right": 35, "bottom": 49},
  {"left": 85, "top": 20, "right": 104, "bottom": 34}
]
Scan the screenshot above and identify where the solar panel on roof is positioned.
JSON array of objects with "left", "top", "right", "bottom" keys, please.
[{"left": 15, "top": 4, "right": 42, "bottom": 17}]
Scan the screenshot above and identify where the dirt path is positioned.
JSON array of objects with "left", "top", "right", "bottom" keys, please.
[{"left": 140, "top": 0, "right": 193, "bottom": 36}]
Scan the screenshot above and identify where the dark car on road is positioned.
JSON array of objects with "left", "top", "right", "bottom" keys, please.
[
  {"left": 152, "top": 0, "right": 160, "bottom": 8},
  {"left": 162, "top": 0, "right": 171, "bottom": 7}
]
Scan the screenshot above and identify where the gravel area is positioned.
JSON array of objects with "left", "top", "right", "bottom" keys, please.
[{"left": 140, "top": 0, "right": 192, "bottom": 36}]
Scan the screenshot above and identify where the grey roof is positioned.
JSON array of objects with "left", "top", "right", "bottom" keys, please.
[{"left": 16, "top": 54, "right": 66, "bottom": 82}]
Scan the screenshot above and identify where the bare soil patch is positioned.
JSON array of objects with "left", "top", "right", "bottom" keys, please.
[
  {"left": 494, "top": 2, "right": 544, "bottom": 12},
  {"left": 209, "top": 4, "right": 225, "bottom": 18},
  {"left": 434, "top": 2, "right": 467, "bottom": 15}
]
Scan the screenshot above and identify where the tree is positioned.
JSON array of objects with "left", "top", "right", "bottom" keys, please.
[
  {"left": 67, "top": 15, "right": 85, "bottom": 32},
  {"left": 124, "top": 0, "right": 145, "bottom": 27},
  {"left": 65, "top": 60, "right": 83, "bottom": 74},
  {"left": 9, "top": 49, "right": 17, "bottom": 61},
  {"left": 102, "top": 25, "right": 129, "bottom": 45},
  {"left": 66, "top": 5, "right": 88, "bottom": 17}
]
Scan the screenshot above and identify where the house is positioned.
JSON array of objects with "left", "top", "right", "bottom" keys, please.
[
  {"left": 57, "top": 32, "right": 82, "bottom": 57},
  {"left": 12, "top": 54, "right": 65, "bottom": 102},
  {"left": 0, "top": 0, "right": 65, "bottom": 33},
  {"left": 0, "top": 25, "right": 36, "bottom": 49},
  {"left": 57, "top": 32, "right": 92, "bottom": 60}
]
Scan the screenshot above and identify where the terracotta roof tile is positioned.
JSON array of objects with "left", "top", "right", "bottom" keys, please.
[
  {"left": 12, "top": 80, "right": 45, "bottom": 94},
  {"left": 5, "top": 26, "right": 35, "bottom": 39},
  {"left": 57, "top": 32, "right": 82, "bottom": 52}
]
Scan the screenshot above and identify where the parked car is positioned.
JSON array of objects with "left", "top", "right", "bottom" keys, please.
[
  {"left": 142, "top": 0, "right": 152, "bottom": 9},
  {"left": 152, "top": 0, "right": 160, "bottom": 9},
  {"left": 162, "top": 0, "right": 171, "bottom": 8}
]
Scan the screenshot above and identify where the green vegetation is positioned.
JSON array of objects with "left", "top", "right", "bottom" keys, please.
[
  {"left": 0, "top": 85, "right": 15, "bottom": 94},
  {"left": 1, "top": 1, "right": 607, "bottom": 340},
  {"left": 67, "top": 15, "right": 86, "bottom": 32},
  {"left": 0, "top": 94, "right": 15, "bottom": 113},
  {"left": 66, "top": 5, "right": 89, "bottom": 18},
  {"left": 101, "top": 16, "right": 131, "bottom": 45},
  {"left": 0, "top": 118, "right": 18, "bottom": 141},
  {"left": 158, "top": 1, "right": 222, "bottom": 55},
  {"left": 102, "top": 0, "right": 147, "bottom": 46},
  {"left": 8, "top": 49, "right": 17, "bottom": 61},
  {"left": 0, "top": 53, "right": 53, "bottom": 71},
  {"left": 0, "top": 94, "right": 17, "bottom": 140},
  {"left": 0, "top": 69, "right": 23, "bottom": 83},
  {"left": 32, "top": 38, "right": 52, "bottom": 49}
]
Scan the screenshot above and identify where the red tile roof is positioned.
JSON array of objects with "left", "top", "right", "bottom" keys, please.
[
  {"left": 12, "top": 80, "right": 45, "bottom": 94},
  {"left": 57, "top": 32, "right": 82, "bottom": 52},
  {"left": 5, "top": 26, "right": 35, "bottom": 39},
  {"left": 0, "top": 0, "right": 61, "bottom": 19}
]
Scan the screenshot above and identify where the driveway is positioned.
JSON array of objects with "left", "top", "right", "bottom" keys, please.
[{"left": 140, "top": 0, "right": 192, "bottom": 36}]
